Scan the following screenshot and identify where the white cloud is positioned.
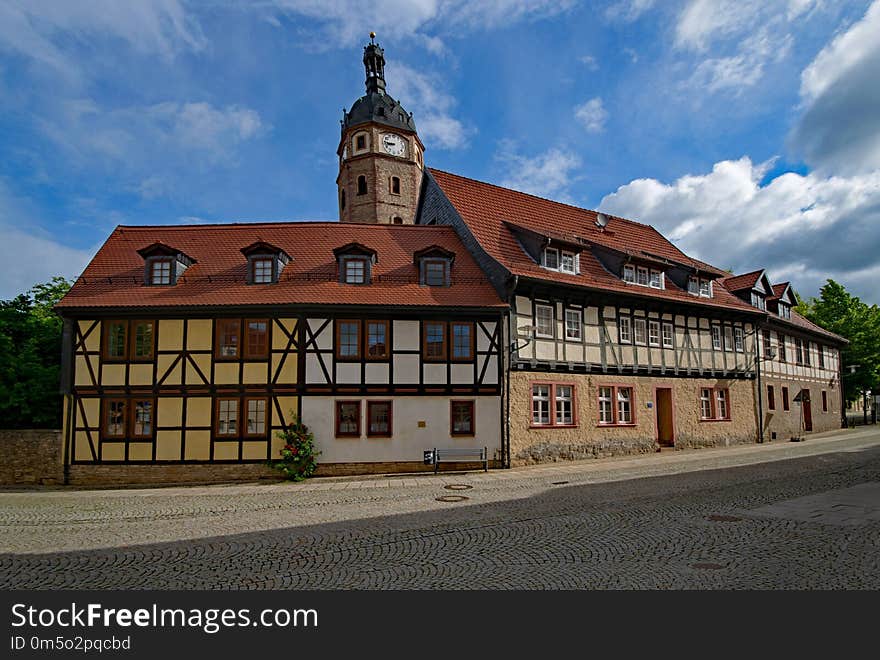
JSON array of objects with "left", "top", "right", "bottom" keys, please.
[
  {"left": 268, "top": 0, "right": 574, "bottom": 48},
  {"left": 0, "top": 0, "right": 205, "bottom": 80},
  {"left": 687, "top": 29, "right": 792, "bottom": 94},
  {"left": 39, "top": 99, "right": 267, "bottom": 170},
  {"left": 497, "top": 143, "right": 582, "bottom": 201},
  {"left": 574, "top": 97, "right": 608, "bottom": 133},
  {"left": 390, "top": 62, "right": 473, "bottom": 149},
  {"left": 800, "top": 0, "right": 880, "bottom": 101},
  {"left": 579, "top": 55, "right": 599, "bottom": 70},
  {"left": 792, "top": 1, "right": 880, "bottom": 174},
  {"left": 0, "top": 180, "right": 95, "bottom": 298},
  {"left": 599, "top": 156, "right": 880, "bottom": 303},
  {"left": 675, "top": 0, "right": 763, "bottom": 52},
  {"left": 605, "top": 0, "right": 656, "bottom": 23}
]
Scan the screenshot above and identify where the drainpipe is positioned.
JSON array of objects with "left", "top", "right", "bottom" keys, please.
[
  {"left": 504, "top": 275, "right": 519, "bottom": 469},
  {"left": 755, "top": 321, "right": 764, "bottom": 443}
]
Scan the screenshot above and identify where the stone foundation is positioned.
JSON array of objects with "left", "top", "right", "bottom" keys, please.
[
  {"left": 0, "top": 429, "right": 64, "bottom": 486},
  {"left": 509, "top": 373, "right": 758, "bottom": 466},
  {"left": 762, "top": 378, "right": 843, "bottom": 441}
]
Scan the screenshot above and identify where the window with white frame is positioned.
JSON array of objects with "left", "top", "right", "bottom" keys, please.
[
  {"left": 724, "top": 326, "right": 734, "bottom": 352},
  {"left": 542, "top": 248, "right": 559, "bottom": 270},
  {"left": 555, "top": 385, "right": 574, "bottom": 425},
  {"left": 734, "top": 327, "right": 744, "bottom": 352},
  {"left": 619, "top": 316, "right": 631, "bottom": 343},
  {"left": 700, "top": 387, "right": 731, "bottom": 420},
  {"left": 778, "top": 303, "right": 791, "bottom": 319},
  {"left": 565, "top": 309, "right": 582, "bottom": 341},
  {"left": 634, "top": 318, "right": 647, "bottom": 345},
  {"left": 649, "top": 271, "right": 663, "bottom": 288},
  {"left": 560, "top": 251, "right": 576, "bottom": 274},
  {"left": 699, "top": 279, "right": 712, "bottom": 297},
  {"left": 662, "top": 322, "right": 674, "bottom": 348},
  {"left": 648, "top": 320, "right": 660, "bottom": 346},
  {"left": 623, "top": 265, "right": 636, "bottom": 283},
  {"left": 711, "top": 325, "right": 722, "bottom": 350},
  {"left": 688, "top": 276, "right": 699, "bottom": 294},
  {"left": 531, "top": 384, "right": 550, "bottom": 425},
  {"left": 535, "top": 304, "right": 554, "bottom": 338},
  {"left": 637, "top": 267, "right": 649, "bottom": 286},
  {"left": 598, "top": 385, "right": 634, "bottom": 425},
  {"left": 751, "top": 292, "right": 766, "bottom": 310}
]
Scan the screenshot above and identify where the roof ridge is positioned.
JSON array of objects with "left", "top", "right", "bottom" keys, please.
[
  {"left": 429, "top": 167, "right": 660, "bottom": 230},
  {"left": 114, "top": 221, "right": 454, "bottom": 231}
]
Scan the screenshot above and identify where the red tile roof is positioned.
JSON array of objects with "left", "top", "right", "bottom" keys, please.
[
  {"left": 775, "top": 310, "right": 848, "bottom": 344},
  {"left": 719, "top": 269, "right": 764, "bottom": 293},
  {"left": 770, "top": 282, "right": 791, "bottom": 300},
  {"left": 429, "top": 169, "right": 760, "bottom": 315},
  {"left": 57, "top": 222, "right": 505, "bottom": 311}
]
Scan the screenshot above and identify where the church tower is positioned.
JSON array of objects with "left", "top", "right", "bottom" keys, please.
[{"left": 337, "top": 34, "right": 424, "bottom": 225}]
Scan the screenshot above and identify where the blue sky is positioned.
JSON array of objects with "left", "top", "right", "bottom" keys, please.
[{"left": 2, "top": 0, "right": 879, "bottom": 304}]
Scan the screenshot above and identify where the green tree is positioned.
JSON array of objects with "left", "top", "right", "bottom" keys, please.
[
  {"left": 0, "top": 277, "right": 71, "bottom": 428},
  {"left": 797, "top": 279, "right": 880, "bottom": 404}
]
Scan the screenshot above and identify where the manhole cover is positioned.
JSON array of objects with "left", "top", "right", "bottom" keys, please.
[
  {"left": 707, "top": 514, "right": 742, "bottom": 522},
  {"left": 444, "top": 484, "right": 473, "bottom": 491},
  {"left": 692, "top": 563, "right": 724, "bottom": 570},
  {"left": 436, "top": 495, "right": 469, "bottom": 502},
  {"left": 551, "top": 481, "right": 569, "bottom": 486}
]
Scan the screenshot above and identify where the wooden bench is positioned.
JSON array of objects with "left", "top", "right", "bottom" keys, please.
[{"left": 431, "top": 447, "right": 488, "bottom": 473}]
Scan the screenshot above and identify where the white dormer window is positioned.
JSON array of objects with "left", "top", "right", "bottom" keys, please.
[
  {"left": 778, "top": 303, "right": 791, "bottom": 319},
  {"left": 542, "top": 248, "right": 559, "bottom": 270},
  {"left": 637, "top": 267, "right": 649, "bottom": 286},
  {"left": 649, "top": 271, "right": 663, "bottom": 289},
  {"left": 560, "top": 251, "right": 576, "bottom": 274},
  {"left": 252, "top": 258, "right": 274, "bottom": 284},
  {"left": 624, "top": 265, "right": 636, "bottom": 283},
  {"left": 344, "top": 257, "right": 368, "bottom": 284},
  {"left": 688, "top": 276, "right": 699, "bottom": 294},
  {"left": 699, "top": 279, "right": 712, "bottom": 297},
  {"left": 689, "top": 277, "right": 712, "bottom": 297},
  {"left": 751, "top": 292, "right": 766, "bottom": 310}
]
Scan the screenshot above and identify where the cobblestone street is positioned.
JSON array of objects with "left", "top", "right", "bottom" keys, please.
[{"left": 2, "top": 428, "right": 879, "bottom": 589}]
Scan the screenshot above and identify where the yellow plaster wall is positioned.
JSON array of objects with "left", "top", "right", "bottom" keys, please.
[
  {"left": 212, "top": 442, "right": 238, "bottom": 461},
  {"left": 187, "top": 320, "right": 213, "bottom": 351},
  {"left": 157, "top": 397, "right": 183, "bottom": 427},
  {"left": 155, "top": 431, "right": 182, "bottom": 461},
  {"left": 187, "top": 398, "right": 212, "bottom": 427},
  {"left": 101, "top": 443, "right": 125, "bottom": 462},
  {"left": 129, "top": 364, "right": 153, "bottom": 386},
  {"left": 79, "top": 321, "right": 100, "bottom": 352},
  {"left": 214, "top": 362, "right": 238, "bottom": 385},
  {"left": 184, "top": 431, "right": 211, "bottom": 460},
  {"left": 158, "top": 320, "right": 183, "bottom": 351},
  {"left": 101, "top": 364, "right": 125, "bottom": 387}
]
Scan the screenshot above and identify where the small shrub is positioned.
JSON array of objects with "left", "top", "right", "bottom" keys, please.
[{"left": 269, "top": 414, "right": 320, "bottom": 481}]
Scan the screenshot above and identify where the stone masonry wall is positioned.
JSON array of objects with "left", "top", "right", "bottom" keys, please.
[
  {"left": 509, "top": 373, "right": 758, "bottom": 465},
  {"left": 762, "top": 377, "right": 842, "bottom": 441},
  {"left": 0, "top": 429, "right": 64, "bottom": 486}
]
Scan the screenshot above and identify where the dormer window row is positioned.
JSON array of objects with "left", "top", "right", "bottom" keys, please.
[
  {"left": 137, "top": 240, "right": 454, "bottom": 288},
  {"left": 541, "top": 247, "right": 579, "bottom": 275},
  {"left": 688, "top": 276, "right": 713, "bottom": 298},
  {"left": 624, "top": 264, "right": 665, "bottom": 290}
]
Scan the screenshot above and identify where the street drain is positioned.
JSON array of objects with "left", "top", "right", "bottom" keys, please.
[
  {"left": 436, "top": 495, "right": 469, "bottom": 502},
  {"left": 444, "top": 484, "right": 473, "bottom": 491},
  {"left": 551, "top": 481, "right": 570, "bottom": 486},
  {"left": 707, "top": 514, "right": 742, "bottom": 522},
  {"left": 692, "top": 563, "right": 724, "bottom": 570}
]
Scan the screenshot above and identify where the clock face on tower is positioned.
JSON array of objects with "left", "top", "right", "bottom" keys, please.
[{"left": 381, "top": 133, "right": 406, "bottom": 157}]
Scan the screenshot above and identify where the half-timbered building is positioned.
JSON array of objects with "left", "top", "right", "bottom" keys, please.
[
  {"left": 721, "top": 270, "right": 846, "bottom": 440},
  {"left": 55, "top": 222, "right": 504, "bottom": 484}
]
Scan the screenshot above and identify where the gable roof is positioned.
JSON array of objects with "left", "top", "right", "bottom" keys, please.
[
  {"left": 719, "top": 269, "right": 764, "bottom": 293},
  {"left": 56, "top": 222, "right": 504, "bottom": 311},
  {"left": 428, "top": 169, "right": 760, "bottom": 314}
]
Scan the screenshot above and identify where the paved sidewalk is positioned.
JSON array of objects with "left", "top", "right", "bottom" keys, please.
[{"left": 1, "top": 427, "right": 877, "bottom": 555}]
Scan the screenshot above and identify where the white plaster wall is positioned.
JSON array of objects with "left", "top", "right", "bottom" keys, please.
[
  {"left": 301, "top": 396, "right": 502, "bottom": 463},
  {"left": 393, "top": 320, "right": 419, "bottom": 351},
  {"left": 393, "top": 354, "right": 419, "bottom": 383},
  {"left": 336, "top": 362, "right": 360, "bottom": 384}
]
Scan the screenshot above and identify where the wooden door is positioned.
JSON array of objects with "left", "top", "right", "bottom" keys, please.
[
  {"left": 656, "top": 388, "right": 674, "bottom": 447},
  {"left": 802, "top": 390, "right": 813, "bottom": 432}
]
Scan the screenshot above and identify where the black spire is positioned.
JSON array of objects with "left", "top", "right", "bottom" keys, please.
[{"left": 363, "top": 32, "right": 386, "bottom": 95}]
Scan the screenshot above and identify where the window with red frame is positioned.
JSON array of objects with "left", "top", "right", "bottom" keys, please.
[
  {"left": 450, "top": 400, "right": 474, "bottom": 436},
  {"left": 699, "top": 388, "right": 730, "bottom": 421},
  {"left": 336, "top": 401, "right": 361, "bottom": 437},
  {"left": 367, "top": 401, "right": 392, "bottom": 437},
  {"left": 531, "top": 383, "right": 576, "bottom": 427},
  {"left": 597, "top": 386, "right": 633, "bottom": 425}
]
